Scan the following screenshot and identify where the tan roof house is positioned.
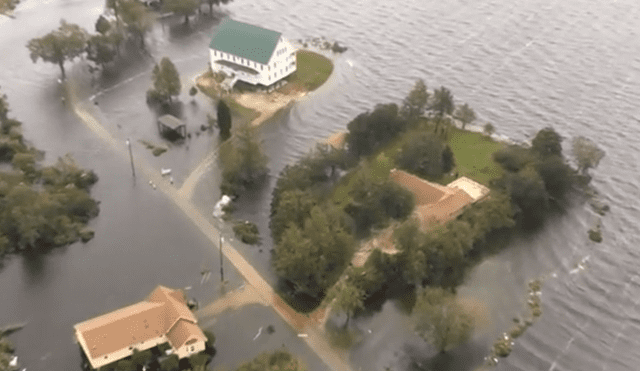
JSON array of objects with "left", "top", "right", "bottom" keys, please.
[
  {"left": 74, "top": 285, "right": 207, "bottom": 369},
  {"left": 389, "top": 169, "right": 489, "bottom": 230}
]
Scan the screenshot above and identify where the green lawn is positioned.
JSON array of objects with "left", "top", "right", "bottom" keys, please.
[
  {"left": 286, "top": 50, "right": 334, "bottom": 91},
  {"left": 330, "top": 124, "right": 504, "bottom": 209},
  {"left": 445, "top": 127, "right": 505, "bottom": 186}
]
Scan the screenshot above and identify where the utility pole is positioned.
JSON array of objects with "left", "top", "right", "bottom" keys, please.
[
  {"left": 126, "top": 138, "right": 136, "bottom": 180},
  {"left": 219, "top": 235, "right": 224, "bottom": 283}
]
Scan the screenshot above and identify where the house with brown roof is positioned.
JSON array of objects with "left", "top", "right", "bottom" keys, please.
[
  {"left": 74, "top": 286, "right": 207, "bottom": 369},
  {"left": 389, "top": 169, "right": 489, "bottom": 230}
]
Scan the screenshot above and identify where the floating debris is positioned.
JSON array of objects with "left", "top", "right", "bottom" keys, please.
[
  {"left": 252, "top": 326, "right": 263, "bottom": 341},
  {"left": 161, "top": 168, "right": 172, "bottom": 176}
]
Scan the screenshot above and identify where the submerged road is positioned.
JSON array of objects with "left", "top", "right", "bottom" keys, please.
[{"left": 67, "top": 79, "right": 352, "bottom": 371}]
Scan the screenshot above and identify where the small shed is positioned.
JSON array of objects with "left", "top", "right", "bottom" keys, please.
[{"left": 157, "top": 114, "right": 186, "bottom": 139}]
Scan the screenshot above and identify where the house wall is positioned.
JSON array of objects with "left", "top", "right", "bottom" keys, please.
[
  {"left": 174, "top": 339, "right": 206, "bottom": 359},
  {"left": 209, "top": 37, "right": 297, "bottom": 87}
]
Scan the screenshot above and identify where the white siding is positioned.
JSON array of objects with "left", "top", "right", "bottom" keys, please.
[{"left": 209, "top": 37, "right": 297, "bottom": 87}]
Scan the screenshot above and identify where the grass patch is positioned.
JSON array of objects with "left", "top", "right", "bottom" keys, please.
[
  {"left": 287, "top": 50, "right": 333, "bottom": 91},
  {"left": 139, "top": 140, "right": 168, "bottom": 157},
  {"left": 446, "top": 127, "right": 505, "bottom": 186}
]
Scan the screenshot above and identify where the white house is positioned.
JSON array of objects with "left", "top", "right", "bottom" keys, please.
[
  {"left": 74, "top": 286, "right": 207, "bottom": 369},
  {"left": 209, "top": 17, "right": 297, "bottom": 88}
]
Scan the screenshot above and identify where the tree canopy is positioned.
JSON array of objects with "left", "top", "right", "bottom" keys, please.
[
  {"left": 219, "top": 124, "right": 269, "bottom": 197},
  {"left": 163, "top": 0, "right": 200, "bottom": 24},
  {"left": 0, "top": 0, "right": 19, "bottom": 15},
  {"left": 572, "top": 136, "right": 605, "bottom": 176},
  {"left": 329, "top": 279, "right": 365, "bottom": 327},
  {"left": 395, "top": 132, "right": 454, "bottom": 179},
  {"left": 413, "top": 287, "right": 475, "bottom": 353},
  {"left": 454, "top": 103, "right": 476, "bottom": 129},
  {"left": 431, "top": 86, "right": 455, "bottom": 117},
  {"left": 147, "top": 57, "right": 181, "bottom": 104},
  {"left": 346, "top": 103, "right": 407, "bottom": 158},
  {"left": 118, "top": 0, "right": 154, "bottom": 48},
  {"left": 26, "top": 20, "right": 88, "bottom": 79},
  {"left": 402, "top": 79, "right": 429, "bottom": 121},
  {"left": 273, "top": 205, "right": 355, "bottom": 300},
  {"left": 531, "top": 127, "right": 563, "bottom": 158},
  {"left": 235, "top": 349, "right": 306, "bottom": 371},
  {"left": 217, "top": 99, "right": 232, "bottom": 140}
]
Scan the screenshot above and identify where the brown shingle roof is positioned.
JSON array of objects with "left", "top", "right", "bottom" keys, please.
[
  {"left": 167, "top": 319, "right": 206, "bottom": 349},
  {"left": 389, "top": 169, "right": 479, "bottom": 228},
  {"left": 389, "top": 169, "right": 448, "bottom": 205},
  {"left": 75, "top": 285, "right": 205, "bottom": 363},
  {"left": 75, "top": 301, "right": 166, "bottom": 359}
]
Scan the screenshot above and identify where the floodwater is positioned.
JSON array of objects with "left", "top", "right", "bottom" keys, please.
[{"left": 1, "top": 0, "right": 640, "bottom": 371}]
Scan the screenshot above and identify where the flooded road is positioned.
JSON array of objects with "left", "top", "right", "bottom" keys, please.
[{"left": 1, "top": 0, "right": 640, "bottom": 370}]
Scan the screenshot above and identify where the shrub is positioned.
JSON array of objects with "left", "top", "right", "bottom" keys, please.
[{"left": 233, "top": 221, "right": 260, "bottom": 245}]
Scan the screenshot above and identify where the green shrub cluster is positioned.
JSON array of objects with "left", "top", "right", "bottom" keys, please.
[
  {"left": 492, "top": 127, "right": 578, "bottom": 226},
  {"left": 0, "top": 89, "right": 99, "bottom": 259}
]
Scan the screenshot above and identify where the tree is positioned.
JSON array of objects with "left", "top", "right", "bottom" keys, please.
[
  {"left": 483, "top": 122, "right": 495, "bottom": 136},
  {"left": 189, "top": 352, "right": 209, "bottom": 371},
  {"left": 217, "top": 100, "right": 231, "bottom": 140},
  {"left": 493, "top": 144, "right": 535, "bottom": 173},
  {"left": 535, "top": 155, "right": 575, "bottom": 198},
  {"left": 147, "top": 57, "right": 181, "bottom": 104},
  {"left": 160, "top": 354, "right": 180, "bottom": 371},
  {"left": 413, "top": 287, "right": 475, "bottom": 353},
  {"left": 572, "top": 136, "right": 605, "bottom": 176},
  {"left": 496, "top": 167, "right": 549, "bottom": 225},
  {"left": 269, "top": 189, "right": 317, "bottom": 243},
  {"left": 219, "top": 124, "right": 269, "bottom": 196},
  {"left": 346, "top": 103, "right": 406, "bottom": 158},
  {"left": 402, "top": 79, "right": 429, "bottom": 121},
  {"left": 236, "top": 349, "right": 307, "bottom": 371},
  {"left": 163, "top": 0, "right": 200, "bottom": 24},
  {"left": 396, "top": 132, "right": 449, "bottom": 179},
  {"left": 95, "top": 15, "right": 112, "bottom": 35},
  {"left": 119, "top": 0, "right": 154, "bottom": 48},
  {"left": 454, "top": 103, "right": 476, "bottom": 130},
  {"left": 26, "top": 20, "right": 88, "bottom": 79},
  {"left": 0, "top": 0, "right": 19, "bottom": 15},
  {"left": 86, "top": 34, "right": 118, "bottom": 69},
  {"left": 431, "top": 86, "right": 454, "bottom": 117},
  {"left": 273, "top": 205, "right": 354, "bottom": 299},
  {"left": 531, "top": 127, "right": 563, "bottom": 158},
  {"left": 330, "top": 279, "right": 365, "bottom": 327}
]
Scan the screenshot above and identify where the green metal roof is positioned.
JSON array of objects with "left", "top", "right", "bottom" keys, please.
[{"left": 209, "top": 18, "right": 282, "bottom": 65}]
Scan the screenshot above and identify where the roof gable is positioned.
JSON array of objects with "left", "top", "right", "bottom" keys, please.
[{"left": 209, "top": 17, "right": 282, "bottom": 65}]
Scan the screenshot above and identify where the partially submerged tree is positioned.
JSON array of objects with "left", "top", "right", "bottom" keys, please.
[
  {"left": 531, "top": 127, "right": 563, "bottom": 158},
  {"left": 219, "top": 124, "right": 269, "bottom": 196},
  {"left": 413, "top": 287, "right": 475, "bottom": 353},
  {"left": 572, "top": 136, "right": 605, "bottom": 177},
  {"left": 235, "top": 349, "right": 307, "bottom": 371},
  {"left": 147, "top": 57, "right": 181, "bottom": 104},
  {"left": 119, "top": 0, "right": 154, "bottom": 49},
  {"left": 217, "top": 99, "right": 231, "bottom": 140},
  {"left": 483, "top": 122, "right": 495, "bottom": 136},
  {"left": 26, "top": 20, "right": 88, "bottom": 79},
  {"left": 454, "top": 103, "right": 476, "bottom": 130},
  {"left": 330, "top": 279, "right": 365, "bottom": 327},
  {"left": 163, "top": 0, "right": 200, "bottom": 24},
  {"left": 0, "top": 0, "right": 20, "bottom": 15}
]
